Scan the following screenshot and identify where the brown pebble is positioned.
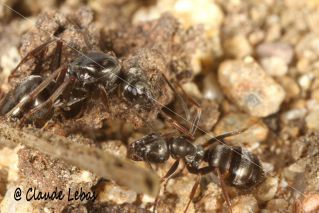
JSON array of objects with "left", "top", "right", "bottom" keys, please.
[
  {"left": 231, "top": 195, "right": 259, "bottom": 213},
  {"left": 218, "top": 59, "right": 285, "bottom": 117}
]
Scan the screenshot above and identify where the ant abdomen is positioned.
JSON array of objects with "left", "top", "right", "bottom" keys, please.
[
  {"left": 0, "top": 75, "right": 50, "bottom": 118},
  {"left": 207, "top": 144, "right": 265, "bottom": 188}
]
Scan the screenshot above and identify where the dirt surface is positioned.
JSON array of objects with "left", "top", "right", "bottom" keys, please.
[{"left": 0, "top": 0, "right": 319, "bottom": 213}]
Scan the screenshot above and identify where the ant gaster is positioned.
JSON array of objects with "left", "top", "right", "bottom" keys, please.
[{"left": 128, "top": 128, "right": 265, "bottom": 212}]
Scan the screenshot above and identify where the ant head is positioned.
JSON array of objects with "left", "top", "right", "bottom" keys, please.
[
  {"left": 69, "top": 51, "right": 121, "bottom": 88},
  {"left": 128, "top": 133, "right": 169, "bottom": 163},
  {"left": 122, "top": 68, "right": 155, "bottom": 110}
]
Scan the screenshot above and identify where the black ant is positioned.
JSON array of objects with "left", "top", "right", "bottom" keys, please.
[
  {"left": 0, "top": 38, "right": 122, "bottom": 127},
  {"left": 0, "top": 28, "right": 201, "bottom": 132},
  {"left": 128, "top": 122, "right": 265, "bottom": 212}
]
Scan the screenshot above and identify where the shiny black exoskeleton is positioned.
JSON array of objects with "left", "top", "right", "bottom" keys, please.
[
  {"left": 69, "top": 53, "right": 155, "bottom": 109},
  {"left": 0, "top": 51, "right": 122, "bottom": 126},
  {"left": 128, "top": 130, "right": 265, "bottom": 212},
  {"left": 122, "top": 67, "right": 155, "bottom": 110},
  {"left": 205, "top": 144, "right": 264, "bottom": 188},
  {"left": 0, "top": 46, "right": 157, "bottom": 126},
  {"left": 128, "top": 132, "right": 264, "bottom": 188},
  {"left": 128, "top": 133, "right": 205, "bottom": 169},
  {"left": 67, "top": 52, "right": 121, "bottom": 89},
  {"left": 0, "top": 75, "right": 49, "bottom": 117}
]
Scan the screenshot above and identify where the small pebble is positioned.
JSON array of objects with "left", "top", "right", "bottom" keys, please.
[
  {"left": 231, "top": 195, "right": 259, "bottom": 213},
  {"left": 281, "top": 108, "right": 307, "bottom": 124},
  {"left": 289, "top": 162, "right": 306, "bottom": 173},
  {"left": 257, "top": 42, "right": 294, "bottom": 64},
  {"left": 297, "top": 58, "right": 311, "bottom": 73},
  {"left": 307, "top": 98, "right": 319, "bottom": 111},
  {"left": 182, "top": 82, "right": 203, "bottom": 99},
  {"left": 291, "top": 141, "right": 307, "bottom": 160},
  {"left": 312, "top": 89, "right": 319, "bottom": 102},
  {"left": 0, "top": 186, "right": 33, "bottom": 213},
  {"left": 218, "top": 59, "right": 285, "bottom": 117},
  {"left": 255, "top": 176, "right": 279, "bottom": 202},
  {"left": 202, "top": 72, "right": 223, "bottom": 101},
  {"left": 213, "top": 113, "right": 269, "bottom": 145},
  {"left": 166, "top": 176, "right": 197, "bottom": 213},
  {"left": 277, "top": 76, "right": 300, "bottom": 101},
  {"left": 298, "top": 73, "right": 315, "bottom": 91},
  {"left": 198, "top": 183, "right": 221, "bottom": 212},
  {"left": 174, "top": 0, "right": 224, "bottom": 33},
  {"left": 97, "top": 182, "right": 137, "bottom": 204},
  {"left": 248, "top": 30, "right": 265, "bottom": 46},
  {"left": 296, "top": 33, "right": 319, "bottom": 62},
  {"left": 260, "top": 56, "right": 288, "bottom": 76},
  {"left": 299, "top": 193, "right": 319, "bottom": 213},
  {"left": 266, "top": 198, "right": 288, "bottom": 211},
  {"left": 306, "top": 110, "right": 319, "bottom": 130},
  {"left": 223, "top": 34, "right": 252, "bottom": 58},
  {"left": 100, "top": 140, "right": 127, "bottom": 157},
  {"left": 0, "top": 146, "right": 19, "bottom": 182}
]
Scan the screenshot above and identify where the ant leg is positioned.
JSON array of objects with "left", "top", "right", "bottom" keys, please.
[
  {"left": 9, "top": 39, "right": 56, "bottom": 79},
  {"left": 203, "top": 128, "right": 250, "bottom": 148},
  {"left": 6, "top": 66, "right": 67, "bottom": 117},
  {"left": 161, "top": 159, "right": 180, "bottom": 182},
  {"left": 153, "top": 160, "right": 181, "bottom": 213},
  {"left": 51, "top": 40, "right": 66, "bottom": 92},
  {"left": 175, "top": 82, "right": 202, "bottom": 136},
  {"left": 32, "top": 45, "right": 49, "bottom": 75},
  {"left": 50, "top": 40, "right": 63, "bottom": 73},
  {"left": 161, "top": 73, "right": 202, "bottom": 136},
  {"left": 160, "top": 111, "right": 195, "bottom": 139},
  {"left": 215, "top": 168, "right": 233, "bottom": 213},
  {"left": 161, "top": 73, "right": 191, "bottom": 122},
  {"left": 162, "top": 161, "right": 185, "bottom": 194},
  {"left": 184, "top": 175, "right": 201, "bottom": 213},
  {"left": 187, "top": 166, "right": 232, "bottom": 213},
  {"left": 19, "top": 76, "right": 75, "bottom": 127},
  {"left": 96, "top": 85, "right": 110, "bottom": 111}
]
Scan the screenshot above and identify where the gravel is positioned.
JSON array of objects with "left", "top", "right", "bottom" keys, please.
[{"left": 0, "top": 0, "right": 319, "bottom": 212}]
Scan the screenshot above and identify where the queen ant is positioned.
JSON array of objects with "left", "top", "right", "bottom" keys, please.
[{"left": 128, "top": 104, "right": 265, "bottom": 212}]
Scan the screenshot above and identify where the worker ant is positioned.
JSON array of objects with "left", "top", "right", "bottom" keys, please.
[
  {"left": 0, "top": 37, "right": 123, "bottom": 127},
  {"left": 128, "top": 117, "right": 265, "bottom": 212},
  {"left": 0, "top": 28, "right": 201, "bottom": 129}
]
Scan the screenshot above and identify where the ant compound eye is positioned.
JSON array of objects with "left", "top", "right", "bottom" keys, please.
[{"left": 123, "top": 80, "right": 154, "bottom": 109}]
